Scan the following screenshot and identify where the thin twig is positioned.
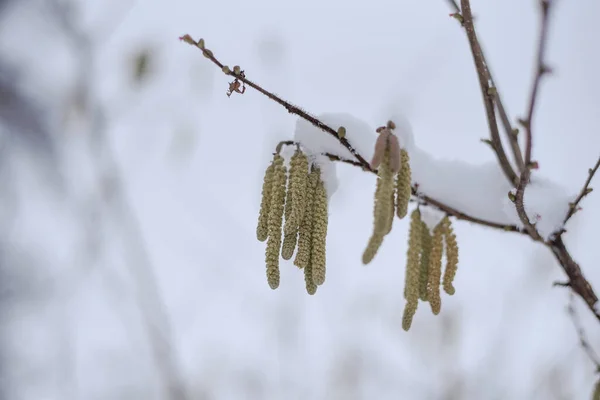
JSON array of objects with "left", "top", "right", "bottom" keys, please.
[
  {"left": 514, "top": 0, "right": 552, "bottom": 241},
  {"left": 563, "top": 156, "right": 600, "bottom": 224},
  {"left": 179, "top": 35, "right": 372, "bottom": 171},
  {"left": 567, "top": 292, "right": 600, "bottom": 372},
  {"left": 448, "top": 0, "right": 524, "bottom": 174},
  {"left": 458, "top": 0, "right": 519, "bottom": 187}
]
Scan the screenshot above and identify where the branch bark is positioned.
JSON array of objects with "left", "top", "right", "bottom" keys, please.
[{"left": 458, "top": 0, "right": 520, "bottom": 187}]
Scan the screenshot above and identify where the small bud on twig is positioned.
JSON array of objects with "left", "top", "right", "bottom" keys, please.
[{"left": 337, "top": 126, "right": 346, "bottom": 138}]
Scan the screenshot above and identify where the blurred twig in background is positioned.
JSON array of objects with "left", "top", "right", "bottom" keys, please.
[{"left": 49, "top": 1, "right": 189, "bottom": 399}]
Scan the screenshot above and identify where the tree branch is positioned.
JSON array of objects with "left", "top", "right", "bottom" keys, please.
[
  {"left": 449, "top": 0, "right": 525, "bottom": 174},
  {"left": 567, "top": 293, "right": 600, "bottom": 372},
  {"left": 457, "top": 0, "right": 520, "bottom": 187},
  {"left": 563, "top": 156, "right": 600, "bottom": 224},
  {"left": 180, "top": 35, "right": 525, "bottom": 235},
  {"left": 446, "top": 0, "right": 600, "bottom": 329},
  {"left": 514, "top": 0, "right": 552, "bottom": 241}
]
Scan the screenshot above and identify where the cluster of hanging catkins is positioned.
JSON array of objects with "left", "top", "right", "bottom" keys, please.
[
  {"left": 361, "top": 120, "right": 460, "bottom": 331},
  {"left": 256, "top": 147, "right": 328, "bottom": 295}
]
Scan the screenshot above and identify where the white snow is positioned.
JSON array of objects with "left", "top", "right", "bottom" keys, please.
[{"left": 294, "top": 110, "right": 571, "bottom": 239}]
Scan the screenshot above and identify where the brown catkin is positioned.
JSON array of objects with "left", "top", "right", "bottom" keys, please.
[
  {"left": 362, "top": 148, "right": 395, "bottom": 264},
  {"left": 265, "top": 155, "right": 286, "bottom": 289},
  {"left": 402, "top": 209, "right": 422, "bottom": 331},
  {"left": 427, "top": 220, "right": 444, "bottom": 314},
  {"left": 294, "top": 165, "right": 319, "bottom": 269},
  {"left": 442, "top": 217, "right": 459, "bottom": 295},
  {"left": 310, "top": 169, "right": 328, "bottom": 286},
  {"left": 256, "top": 162, "right": 274, "bottom": 242},
  {"left": 396, "top": 149, "right": 412, "bottom": 219},
  {"left": 418, "top": 221, "right": 432, "bottom": 301}
]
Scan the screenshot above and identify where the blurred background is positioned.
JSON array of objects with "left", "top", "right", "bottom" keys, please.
[{"left": 0, "top": 0, "right": 599, "bottom": 398}]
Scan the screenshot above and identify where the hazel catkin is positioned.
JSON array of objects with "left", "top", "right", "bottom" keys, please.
[
  {"left": 310, "top": 169, "right": 328, "bottom": 286},
  {"left": 396, "top": 149, "right": 412, "bottom": 219},
  {"left": 265, "top": 155, "right": 287, "bottom": 289},
  {"left": 256, "top": 162, "right": 275, "bottom": 242},
  {"left": 294, "top": 165, "right": 319, "bottom": 269},
  {"left": 442, "top": 217, "right": 459, "bottom": 295},
  {"left": 362, "top": 148, "right": 395, "bottom": 264},
  {"left": 427, "top": 220, "right": 444, "bottom": 315},
  {"left": 402, "top": 208, "right": 422, "bottom": 331},
  {"left": 418, "top": 220, "right": 432, "bottom": 301}
]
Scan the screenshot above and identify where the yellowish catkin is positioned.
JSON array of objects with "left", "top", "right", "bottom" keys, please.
[
  {"left": 256, "top": 162, "right": 275, "bottom": 242},
  {"left": 311, "top": 169, "right": 328, "bottom": 286},
  {"left": 281, "top": 182, "right": 296, "bottom": 260},
  {"left": 285, "top": 150, "right": 309, "bottom": 235},
  {"left": 362, "top": 148, "right": 395, "bottom": 264},
  {"left": 294, "top": 165, "right": 319, "bottom": 269},
  {"left": 304, "top": 253, "right": 318, "bottom": 295},
  {"left": 265, "top": 155, "right": 287, "bottom": 289},
  {"left": 418, "top": 220, "right": 432, "bottom": 301},
  {"left": 396, "top": 149, "right": 412, "bottom": 219},
  {"left": 442, "top": 217, "right": 459, "bottom": 295},
  {"left": 402, "top": 209, "right": 422, "bottom": 331},
  {"left": 427, "top": 220, "right": 444, "bottom": 314},
  {"left": 281, "top": 152, "right": 305, "bottom": 260}
]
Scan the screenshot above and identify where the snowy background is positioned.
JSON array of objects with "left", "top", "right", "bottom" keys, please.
[{"left": 0, "top": 0, "right": 599, "bottom": 399}]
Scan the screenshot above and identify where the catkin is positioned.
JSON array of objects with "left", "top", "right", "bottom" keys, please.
[
  {"left": 284, "top": 150, "right": 309, "bottom": 235},
  {"left": 362, "top": 148, "right": 395, "bottom": 264},
  {"left": 304, "top": 253, "right": 318, "bottom": 295},
  {"left": 396, "top": 149, "right": 412, "bottom": 219},
  {"left": 256, "top": 162, "right": 274, "bottom": 242},
  {"left": 265, "top": 155, "right": 287, "bottom": 289},
  {"left": 418, "top": 220, "right": 432, "bottom": 301},
  {"left": 281, "top": 181, "right": 297, "bottom": 260},
  {"left": 294, "top": 165, "right": 319, "bottom": 269},
  {"left": 442, "top": 217, "right": 459, "bottom": 295},
  {"left": 427, "top": 220, "right": 444, "bottom": 314},
  {"left": 311, "top": 169, "right": 328, "bottom": 286},
  {"left": 402, "top": 209, "right": 422, "bottom": 331}
]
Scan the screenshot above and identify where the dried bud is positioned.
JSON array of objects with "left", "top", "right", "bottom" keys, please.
[
  {"left": 179, "top": 34, "right": 196, "bottom": 45},
  {"left": 395, "top": 149, "right": 412, "bottom": 219},
  {"left": 222, "top": 65, "right": 231, "bottom": 74},
  {"left": 256, "top": 163, "right": 274, "bottom": 241},
  {"left": 386, "top": 120, "right": 396, "bottom": 130},
  {"left": 387, "top": 133, "right": 401, "bottom": 174},
  {"left": 233, "top": 65, "right": 241, "bottom": 74},
  {"left": 198, "top": 38, "right": 206, "bottom": 49},
  {"left": 265, "top": 155, "right": 287, "bottom": 289},
  {"left": 370, "top": 129, "right": 390, "bottom": 170},
  {"left": 203, "top": 49, "right": 213, "bottom": 58},
  {"left": 427, "top": 220, "right": 444, "bottom": 315},
  {"left": 442, "top": 217, "right": 459, "bottom": 295},
  {"left": 311, "top": 170, "right": 328, "bottom": 286},
  {"left": 337, "top": 126, "right": 346, "bottom": 138}
]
